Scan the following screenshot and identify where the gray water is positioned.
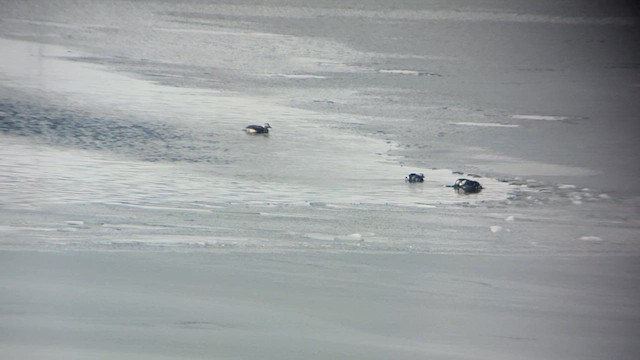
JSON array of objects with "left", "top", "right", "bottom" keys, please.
[
  {"left": 1, "top": 1, "right": 639, "bottom": 359},
  {"left": 1, "top": 0, "right": 638, "bottom": 252}
]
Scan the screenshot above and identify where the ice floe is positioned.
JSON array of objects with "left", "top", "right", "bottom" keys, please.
[
  {"left": 579, "top": 236, "right": 603, "bottom": 242},
  {"left": 450, "top": 122, "right": 519, "bottom": 128},
  {"left": 511, "top": 115, "right": 572, "bottom": 121}
]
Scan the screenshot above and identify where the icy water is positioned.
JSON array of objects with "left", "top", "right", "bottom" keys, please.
[
  {"left": 1, "top": 1, "right": 640, "bottom": 359},
  {"left": 2, "top": 34, "right": 635, "bottom": 253},
  {"left": 0, "top": 1, "right": 637, "bottom": 253},
  {"left": 0, "top": 38, "right": 513, "bottom": 208}
]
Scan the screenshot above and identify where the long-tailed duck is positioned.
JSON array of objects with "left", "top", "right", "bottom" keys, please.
[
  {"left": 245, "top": 123, "right": 271, "bottom": 134},
  {"left": 448, "top": 178, "right": 483, "bottom": 193},
  {"left": 405, "top": 173, "right": 425, "bottom": 183}
]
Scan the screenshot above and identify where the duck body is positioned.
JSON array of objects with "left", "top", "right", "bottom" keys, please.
[
  {"left": 245, "top": 123, "right": 271, "bottom": 134},
  {"left": 450, "top": 178, "right": 483, "bottom": 193},
  {"left": 405, "top": 173, "right": 425, "bottom": 183}
]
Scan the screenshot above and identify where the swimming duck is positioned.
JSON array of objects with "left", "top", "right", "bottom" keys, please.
[
  {"left": 448, "top": 178, "right": 483, "bottom": 193},
  {"left": 244, "top": 123, "right": 271, "bottom": 134},
  {"left": 405, "top": 173, "right": 425, "bottom": 183}
]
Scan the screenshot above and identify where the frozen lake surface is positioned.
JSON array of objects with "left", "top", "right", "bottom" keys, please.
[{"left": 0, "top": 1, "right": 639, "bottom": 359}]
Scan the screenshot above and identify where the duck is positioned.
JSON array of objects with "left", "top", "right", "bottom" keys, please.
[
  {"left": 244, "top": 123, "right": 271, "bottom": 134},
  {"left": 448, "top": 178, "right": 483, "bottom": 193},
  {"left": 405, "top": 173, "right": 425, "bottom": 183}
]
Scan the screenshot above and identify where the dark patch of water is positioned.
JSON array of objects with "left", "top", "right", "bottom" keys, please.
[{"left": 0, "top": 97, "right": 227, "bottom": 164}]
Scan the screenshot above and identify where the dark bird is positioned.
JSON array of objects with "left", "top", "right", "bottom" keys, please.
[
  {"left": 405, "top": 173, "right": 425, "bottom": 183},
  {"left": 244, "top": 123, "right": 271, "bottom": 134},
  {"left": 448, "top": 178, "right": 483, "bottom": 193}
]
